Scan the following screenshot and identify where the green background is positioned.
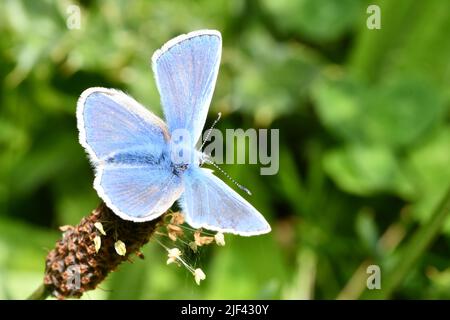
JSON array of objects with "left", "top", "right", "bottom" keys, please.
[{"left": 0, "top": 0, "right": 449, "bottom": 299}]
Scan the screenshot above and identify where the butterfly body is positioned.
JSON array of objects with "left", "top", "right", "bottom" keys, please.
[{"left": 77, "top": 30, "right": 271, "bottom": 236}]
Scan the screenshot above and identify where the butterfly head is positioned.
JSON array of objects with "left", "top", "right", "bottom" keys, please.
[{"left": 198, "top": 152, "right": 212, "bottom": 167}]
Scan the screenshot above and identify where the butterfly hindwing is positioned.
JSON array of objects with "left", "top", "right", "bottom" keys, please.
[
  {"left": 181, "top": 168, "right": 271, "bottom": 236},
  {"left": 95, "top": 163, "right": 183, "bottom": 221}
]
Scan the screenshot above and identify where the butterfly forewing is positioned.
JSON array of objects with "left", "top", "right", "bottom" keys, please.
[
  {"left": 152, "top": 30, "right": 222, "bottom": 146},
  {"left": 77, "top": 88, "right": 183, "bottom": 222},
  {"left": 77, "top": 88, "right": 169, "bottom": 161}
]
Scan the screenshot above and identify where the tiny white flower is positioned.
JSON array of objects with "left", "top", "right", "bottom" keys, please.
[
  {"left": 214, "top": 232, "right": 225, "bottom": 246},
  {"left": 94, "top": 235, "right": 101, "bottom": 253},
  {"left": 114, "top": 240, "right": 126, "bottom": 256},
  {"left": 166, "top": 248, "right": 182, "bottom": 265},
  {"left": 94, "top": 222, "right": 106, "bottom": 236},
  {"left": 194, "top": 268, "right": 206, "bottom": 285}
]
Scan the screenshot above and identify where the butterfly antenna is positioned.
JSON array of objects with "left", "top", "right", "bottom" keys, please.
[
  {"left": 200, "top": 113, "right": 251, "bottom": 195},
  {"left": 206, "top": 160, "right": 252, "bottom": 196},
  {"left": 200, "top": 112, "right": 222, "bottom": 151}
]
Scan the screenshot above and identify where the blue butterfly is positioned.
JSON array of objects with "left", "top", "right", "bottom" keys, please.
[{"left": 76, "top": 30, "right": 271, "bottom": 236}]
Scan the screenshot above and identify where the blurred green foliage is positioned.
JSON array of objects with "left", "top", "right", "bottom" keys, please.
[{"left": 0, "top": 0, "right": 449, "bottom": 299}]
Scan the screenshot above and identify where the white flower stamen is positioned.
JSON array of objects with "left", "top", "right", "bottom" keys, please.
[
  {"left": 214, "top": 232, "right": 225, "bottom": 246},
  {"left": 194, "top": 268, "right": 206, "bottom": 285},
  {"left": 114, "top": 240, "right": 126, "bottom": 256},
  {"left": 94, "top": 222, "right": 106, "bottom": 235},
  {"left": 166, "top": 248, "right": 182, "bottom": 265},
  {"left": 94, "top": 235, "right": 101, "bottom": 253}
]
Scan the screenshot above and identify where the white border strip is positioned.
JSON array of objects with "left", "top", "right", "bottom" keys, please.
[{"left": 151, "top": 29, "right": 222, "bottom": 67}]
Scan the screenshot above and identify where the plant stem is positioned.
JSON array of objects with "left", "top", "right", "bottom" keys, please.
[
  {"left": 27, "top": 283, "right": 50, "bottom": 300},
  {"left": 363, "top": 186, "right": 450, "bottom": 299}
]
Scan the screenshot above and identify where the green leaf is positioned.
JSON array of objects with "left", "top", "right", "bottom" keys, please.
[
  {"left": 406, "top": 126, "right": 450, "bottom": 233},
  {"left": 0, "top": 217, "right": 57, "bottom": 299},
  {"left": 262, "top": 0, "right": 364, "bottom": 42},
  {"left": 231, "top": 27, "right": 322, "bottom": 125},
  {"left": 323, "top": 145, "right": 414, "bottom": 197},
  {"left": 205, "top": 234, "right": 287, "bottom": 299},
  {"left": 313, "top": 75, "right": 445, "bottom": 148}
]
